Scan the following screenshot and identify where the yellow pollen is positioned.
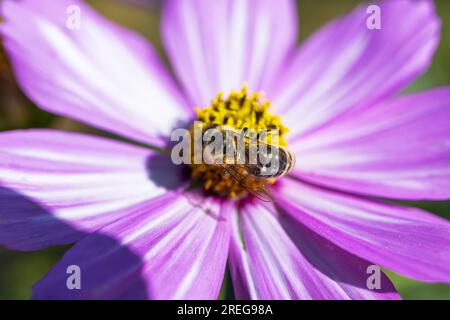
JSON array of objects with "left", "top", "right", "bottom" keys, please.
[{"left": 190, "top": 84, "right": 289, "bottom": 198}]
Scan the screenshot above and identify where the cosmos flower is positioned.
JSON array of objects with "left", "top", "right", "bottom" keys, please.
[{"left": 0, "top": 0, "right": 450, "bottom": 300}]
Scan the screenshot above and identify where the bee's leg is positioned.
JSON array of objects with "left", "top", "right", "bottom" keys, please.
[{"left": 221, "top": 166, "right": 231, "bottom": 177}]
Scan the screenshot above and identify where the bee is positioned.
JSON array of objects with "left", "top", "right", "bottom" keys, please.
[{"left": 202, "top": 126, "right": 295, "bottom": 202}]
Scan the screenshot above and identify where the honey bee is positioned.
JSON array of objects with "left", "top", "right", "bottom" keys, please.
[{"left": 202, "top": 126, "right": 295, "bottom": 202}]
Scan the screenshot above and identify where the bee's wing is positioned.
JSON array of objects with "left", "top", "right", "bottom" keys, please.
[
  {"left": 220, "top": 165, "right": 274, "bottom": 202},
  {"left": 228, "top": 128, "right": 296, "bottom": 176}
]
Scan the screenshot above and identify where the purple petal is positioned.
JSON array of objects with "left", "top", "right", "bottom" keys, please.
[
  {"left": 0, "top": 130, "right": 184, "bottom": 251},
  {"left": 277, "top": 179, "right": 450, "bottom": 283},
  {"left": 272, "top": 0, "right": 440, "bottom": 138},
  {"left": 162, "top": 0, "right": 297, "bottom": 107},
  {"left": 33, "top": 194, "right": 231, "bottom": 300},
  {"left": 228, "top": 201, "right": 400, "bottom": 300},
  {"left": 291, "top": 87, "right": 450, "bottom": 200},
  {"left": 0, "top": 0, "right": 190, "bottom": 147}
]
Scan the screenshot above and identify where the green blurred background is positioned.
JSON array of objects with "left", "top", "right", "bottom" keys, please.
[{"left": 0, "top": 0, "right": 449, "bottom": 299}]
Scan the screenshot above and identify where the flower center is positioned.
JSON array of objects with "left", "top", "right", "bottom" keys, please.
[{"left": 189, "top": 84, "right": 290, "bottom": 199}]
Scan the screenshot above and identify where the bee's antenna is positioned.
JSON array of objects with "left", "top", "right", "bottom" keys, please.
[{"left": 240, "top": 127, "right": 249, "bottom": 142}]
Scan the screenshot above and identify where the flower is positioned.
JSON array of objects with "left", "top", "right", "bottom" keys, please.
[{"left": 0, "top": 0, "right": 450, "bottom": 300}]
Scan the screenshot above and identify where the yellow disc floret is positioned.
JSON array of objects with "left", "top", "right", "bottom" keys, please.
[{"left": 190, "top": 84, "right": 289, "bottom": 198}]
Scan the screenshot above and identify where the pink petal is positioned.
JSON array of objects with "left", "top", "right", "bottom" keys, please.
[
  {"left": 272, "top": 0, "right": 440, "bottom": 138},
  {"left": 291, "top": 87, "right": 450, "bottom": 200},
  {"left": 0, "top": 130, "right": 184, "bottom": 250},
  {"left": 0, "top": 0, "right": 190, "bottom": 147},
  {"left": 162, "top": 0, "right": 297, "bottom": 107},
  {"left": 228, "top": 201, "right": 400, "bottom": 300},
  {"left": 33, "top": 193, "right": 231, "bottom": 300},
  {"left": 277, "top": 178, "right": 450, "bottom": 283}
]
